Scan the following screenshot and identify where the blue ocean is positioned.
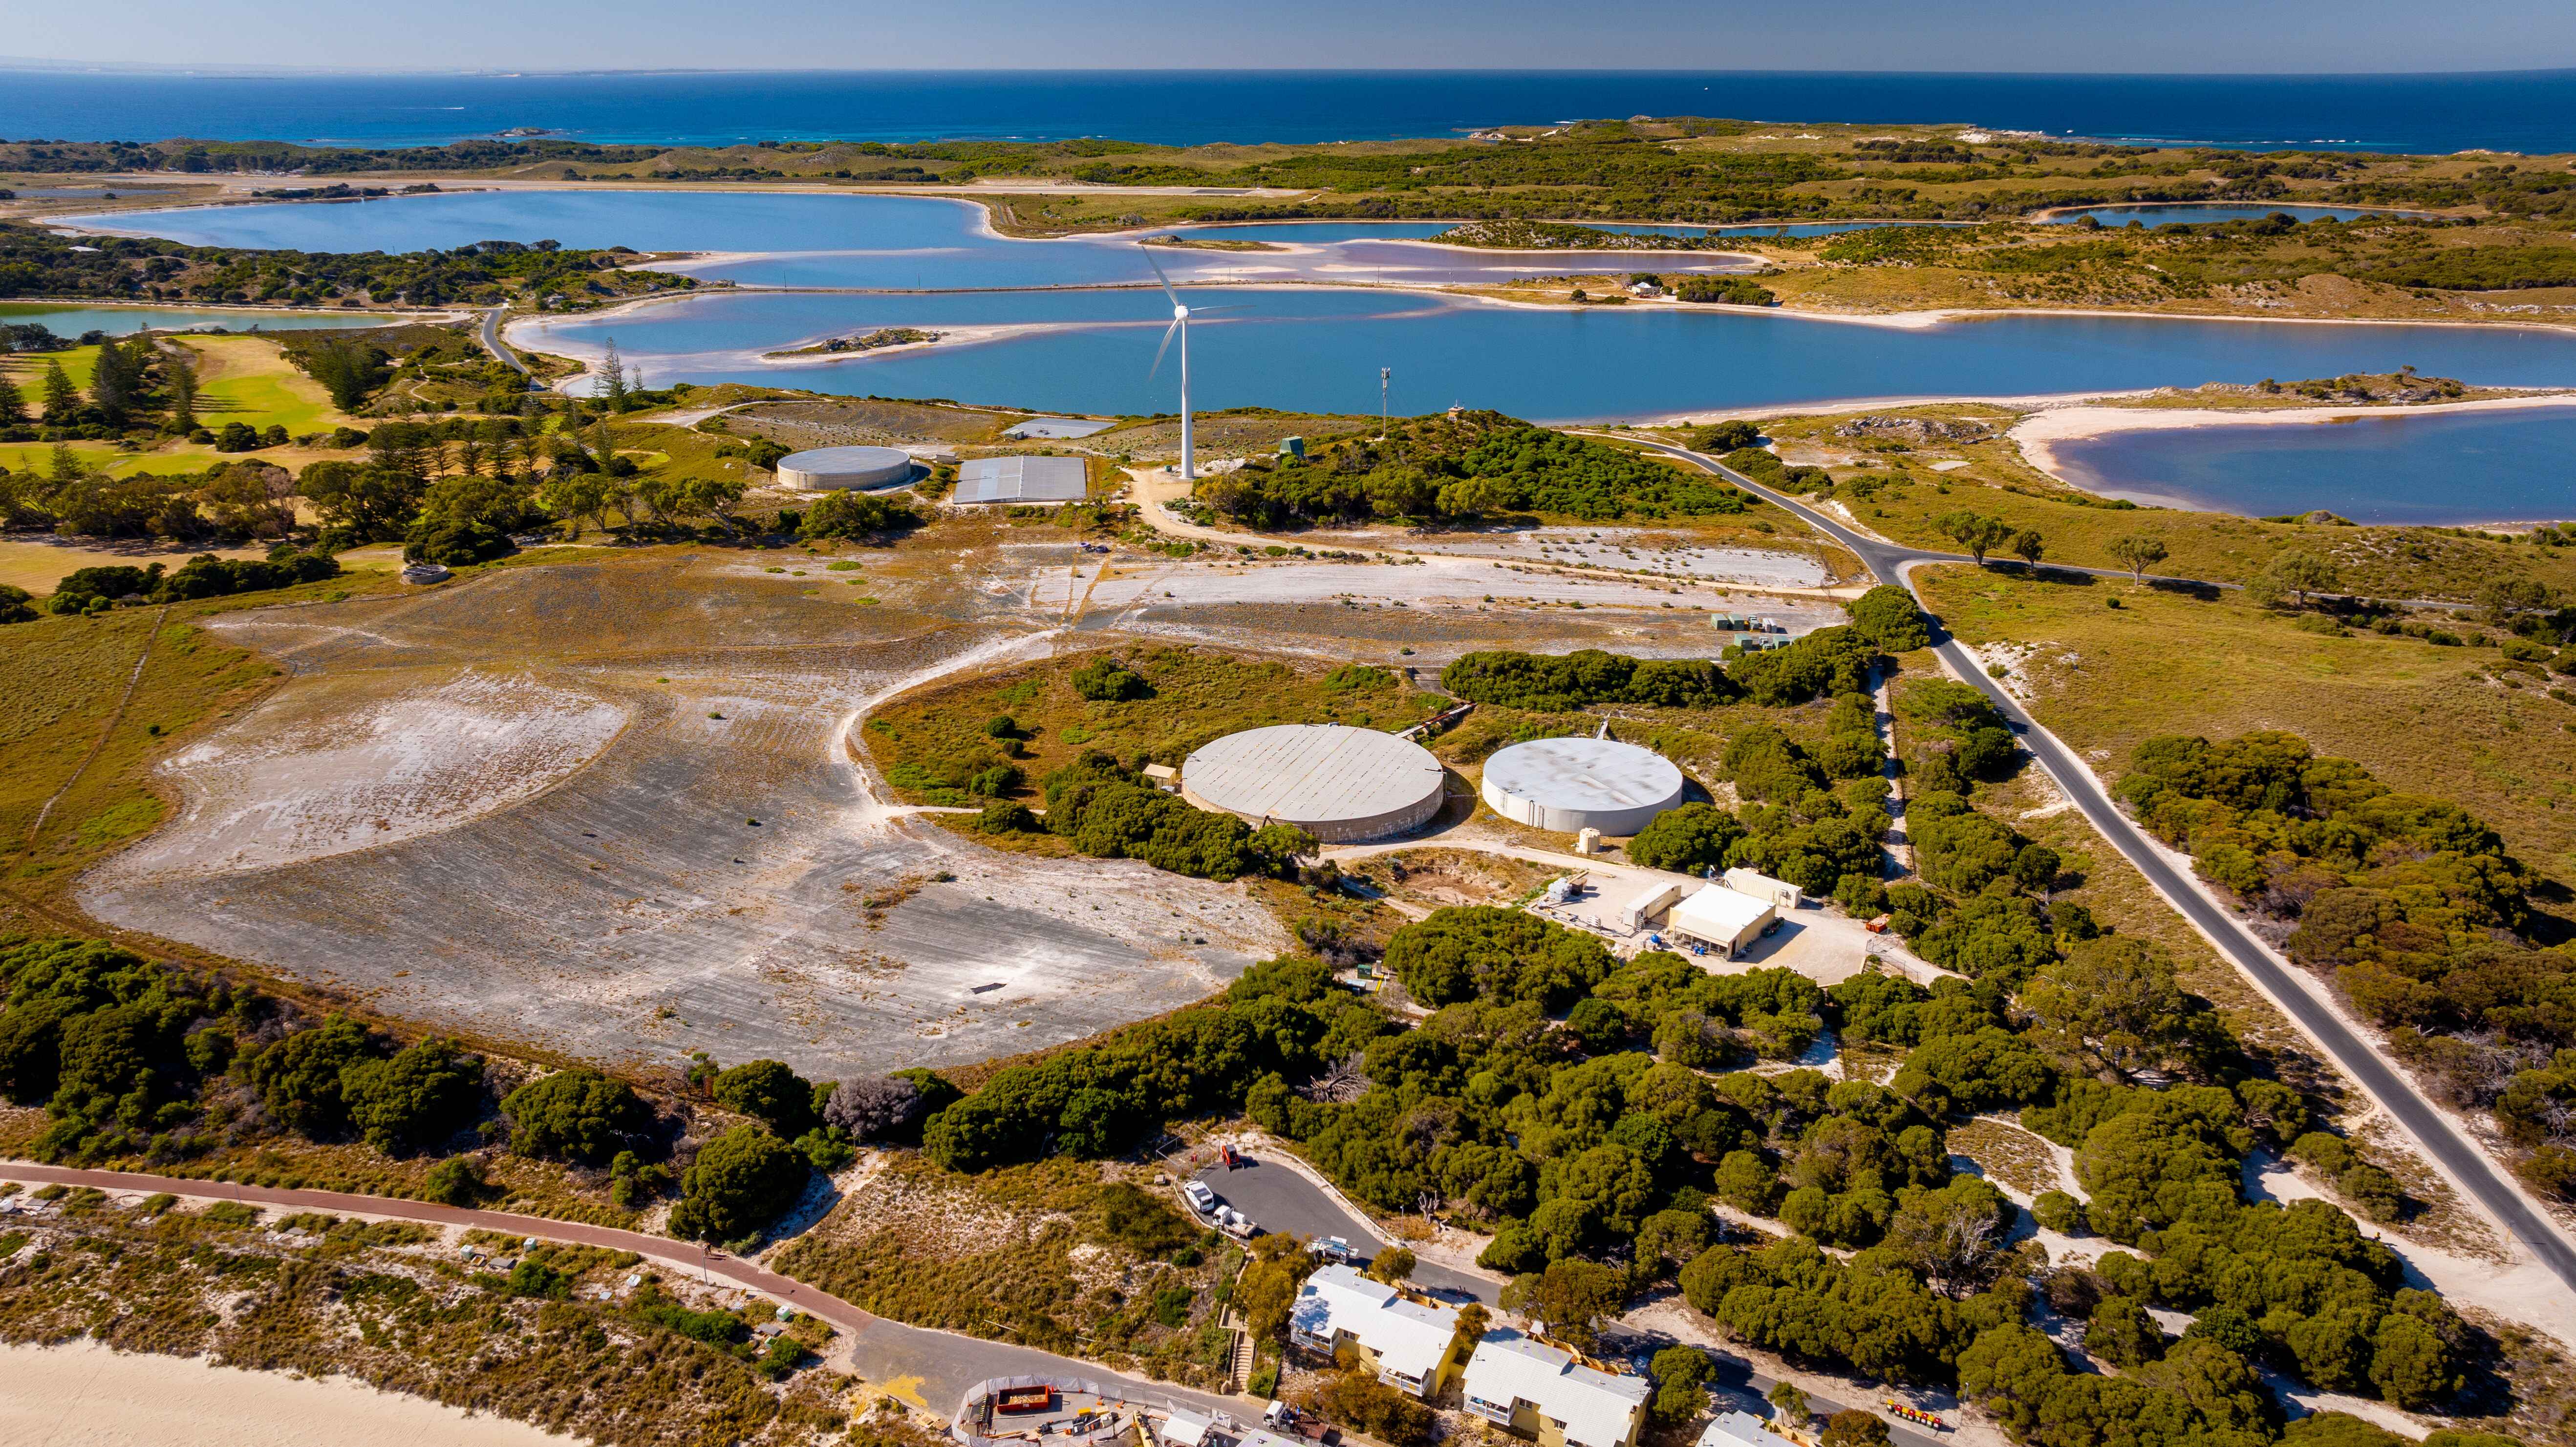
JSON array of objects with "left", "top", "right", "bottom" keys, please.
[{"left": 3, "top": 68, "right": 2574, "bottom": 153}]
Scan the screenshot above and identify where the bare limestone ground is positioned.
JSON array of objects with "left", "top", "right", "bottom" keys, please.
[
  {"left": 69, "top": 523, "right": 1848, "bottom": 1082},
  {"left": 75, "top": 552, "right": 1287, "bottom": 1081}
]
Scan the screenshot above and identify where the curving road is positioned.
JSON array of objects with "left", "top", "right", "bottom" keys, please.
[
  {"left": 0, "top": 1162, "right": 1236, "bottom": 1424},
  {"left": 479, "top": 306, "right": 531, "bottom": 378},
  {"left": 1618, "top": 436, "right": 2576, "bottom": 1297}
]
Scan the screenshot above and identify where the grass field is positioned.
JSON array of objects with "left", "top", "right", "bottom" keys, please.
[
  {"left": 0, "top": 538, "right": 274, "bottom": 598},
  {"left": 1915, "top": 563, "right": 2576, "bottom": 893},
  {"left": 177, "top": 334, "right": 349, "bottom": 436},
  {"left": 0, "top": 343, "right": 101, "bottom": 403},
  {"left": 0, "top": 578, "right": 380, "bottom": 896}
]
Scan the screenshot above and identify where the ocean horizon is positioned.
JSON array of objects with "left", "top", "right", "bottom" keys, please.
[{"left": 2, "top": 67, "right": 2573, "bottom": 154}]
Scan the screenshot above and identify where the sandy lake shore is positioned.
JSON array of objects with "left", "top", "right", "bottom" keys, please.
[
  {"left": 2011, "top": 390, "right": 2576, "bottom": 479},
  {"left": 0, "top": 1339, "right": 563, "bottom": 1447}
]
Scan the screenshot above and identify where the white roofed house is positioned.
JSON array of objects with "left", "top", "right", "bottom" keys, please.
[
  {"left": 1696, "top": 1411, "right": 1798, "bottom": 1447},
  {"left": 1461, "top": 1331, "right": 1650, "bottom": 1447},
  {"left": 1288, "top": 1264, "right": 1465, "bottom": 1399}
]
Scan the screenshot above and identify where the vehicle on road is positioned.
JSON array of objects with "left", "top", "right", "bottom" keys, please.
[{"left": 1316, "top": 1235, "right": 1358, "bottom": 1264}]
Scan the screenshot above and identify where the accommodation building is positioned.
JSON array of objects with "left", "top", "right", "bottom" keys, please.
[
  {"left": 1288, "top": 1264, "right": 1464, "bottom": 1399},
  {"left": 1696, "top": 1410, "right": 1799, "bottom": 1447},
  {"left": 1461, "top": 1332, "right": 1651, "bottom": 1447}
]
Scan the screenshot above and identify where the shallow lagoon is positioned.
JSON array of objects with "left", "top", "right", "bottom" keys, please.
[
  {"left": 521, "top": 287, "right": 2576, "bottom": 426},
  {"left": 75, "top": 188, "right": 2576, "bottom": 521},
  {"left": 2037, "top": 203, "right": 2420, "bottom": 227},
  {"left": 78, "top": 192, "right": 1759, "bottom": 291},
  {"left": 2046, "top": 406, "right": 2576, "bottom": 524}
]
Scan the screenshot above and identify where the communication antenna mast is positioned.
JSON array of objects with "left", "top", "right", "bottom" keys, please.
[{"left": 1379, "top": 367, "right": 1391, "bottom": 439}]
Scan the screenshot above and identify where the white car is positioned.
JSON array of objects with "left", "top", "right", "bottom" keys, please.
[{"left": 1182, "top": 1180, "right": 1218, "bottom": 1216}]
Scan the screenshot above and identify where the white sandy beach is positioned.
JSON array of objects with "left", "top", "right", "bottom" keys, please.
[
  {"left": 0, "top": 1340, "right": 565, "bottom": 1447},
  {"left": 2011, "top": 391, "right": 2576, "bottom": 478}
]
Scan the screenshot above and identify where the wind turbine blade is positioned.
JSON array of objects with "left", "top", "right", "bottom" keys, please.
[
  {"left": 1148, "top": 318, "right": 1179, "bottom": 382},
  {"left": 1144, "top": 250, "right": 1181, "bottom": 306},
  {"left": 1188, "top": 304, "right": 1252, "bottom": 314}
]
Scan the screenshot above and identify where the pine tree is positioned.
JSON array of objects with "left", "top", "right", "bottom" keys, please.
[
  {"left": 597, "top": 339, "right": 628, "bottom": 412},
  {"left": 48, "top": 443, "right": 83, "bottom": 484},
  {"left": 40, "top": 360, "right": 78, "bottom": 418},
  {"left": 167, "top": 353, "right": 198, "bottom": 433},
  {"left": 0, "top": 375, "right": 24, "bottom": 427}
]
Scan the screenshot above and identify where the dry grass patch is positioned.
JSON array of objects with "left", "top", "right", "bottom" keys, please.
[
  {"left": 1947, "top": 1118, "right": 2062, "bottom": 1199},
  {"left": 1916, "top": 565, "right": 2576, "bottom": 894},
  {"left": 865, "top": 645, "right": 1443, "bottom": 806},
  {"left": 773, "top": 1152, "right": 1234, "bottom": 1384}
]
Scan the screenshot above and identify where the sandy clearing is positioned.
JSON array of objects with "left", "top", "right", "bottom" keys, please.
[
  {"left": 1380, "top": 529, "right": 1831, "bottom": 588},
  {"left": 109, "top": 668, "right": 629, "bottom": 878},
  {"left": 2010, "top": 392, "right": 2576, "bottom": 479},
  {"left": 0, "top": 1339, "right": 559, "bottom": 1447},
  {"left": 1066, "top": 556, "right": 1844, "bottom": 618}
]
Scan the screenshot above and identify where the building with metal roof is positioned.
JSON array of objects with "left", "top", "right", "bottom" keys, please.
[
  {"left": 1182, "top": 724, "right": 1445, "bottom": 843},
  {"left": 1667, "top": 885, "right": 1775, "bottom": 958},
  {"left": 1462, "top": 1332, "right": 1650, "bottom": 1447},
  {"left": 1480, "top": 736, "right": 1686, "bottom": 836},
  {"left": 775, "top": 445, "right": 915, "bottom": 491},
  {"left": 1289, "top": 1264, "right": 1462, "bottom": 1398},
  {"left": 954, "top": 455, "right": 1090, "bottom": 505}
]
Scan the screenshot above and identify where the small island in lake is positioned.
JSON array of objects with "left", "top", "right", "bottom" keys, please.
[{"left": 768, "top": 326, "right": 944, "bottom": 358}]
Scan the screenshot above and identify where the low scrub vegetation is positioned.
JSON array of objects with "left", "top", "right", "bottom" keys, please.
[{"left": 1194, "top": 410, "right": 1752, "bottom": 527}]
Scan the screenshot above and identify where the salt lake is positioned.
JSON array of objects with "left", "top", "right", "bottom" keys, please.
[{"left": 66, "top": 188, "right": 2576, "bottom": 521}]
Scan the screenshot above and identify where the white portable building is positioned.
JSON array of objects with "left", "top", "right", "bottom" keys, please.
[
  {"left": 1666, "top": 885, "right": 1775, "bottom": 958},
  {"left": 1722, "top": 868, "right": 1803, "bottom": 910},
  {"left": 1617, "top": 880, "right": 1687, "bottom": 932}
]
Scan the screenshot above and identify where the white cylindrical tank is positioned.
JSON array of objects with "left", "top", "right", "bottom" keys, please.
[
  {"left": 1181, "top": 724, "right": 1446, "bottom": 843},
  {"left": 1481, "top": 736, "right": 1686, "bottom": 836},
  {"left": 775, "top": 445, "right": 916, "bottom": 491}
]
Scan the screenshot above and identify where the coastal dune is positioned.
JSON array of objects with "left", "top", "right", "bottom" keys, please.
[{"left": 0, "top": 1340, "right": 562, "bottom": 1447}]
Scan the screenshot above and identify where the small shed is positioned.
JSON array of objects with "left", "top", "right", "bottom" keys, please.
[
  {"left": 1142, "top": 763, "right": 1179, "bottom": 792},
  {"left": 1722, "top": 868, "right": 1803, "bottom": 910},
  {"left": 1667, "top": 885, "right": 1775, "bottom": 958}
]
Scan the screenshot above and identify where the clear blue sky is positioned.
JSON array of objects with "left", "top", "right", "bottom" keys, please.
[{"left": 7, "top": 0, "right": 2575, "bottom": 74}]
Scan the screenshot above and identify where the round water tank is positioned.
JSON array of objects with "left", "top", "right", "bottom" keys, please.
[
  {"left": 1181, "top": 724, "right": 1446, "bottom": 843},
  {"left": 775, "top": 445, "right": 915, "bottom": 491},
  {"left": 1481, "top": 736, "right": 1686, "bottom": 835}
]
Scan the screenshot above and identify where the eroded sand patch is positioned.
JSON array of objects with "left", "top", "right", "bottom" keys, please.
[{"left": 113, "top": 668, "right": 627, "bottom": 877}]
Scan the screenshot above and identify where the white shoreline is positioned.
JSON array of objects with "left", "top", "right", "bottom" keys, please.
[{"left": 2011, "top": 392, "right": 2576, "bottom": 478}]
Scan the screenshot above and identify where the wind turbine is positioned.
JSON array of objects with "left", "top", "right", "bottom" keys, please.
[
  {"left": 1144, "top": 251, "right": 1199, "bottom": 481},
  {"left": 1143, "top": 254, "right": 1246, "bottom": 482}
]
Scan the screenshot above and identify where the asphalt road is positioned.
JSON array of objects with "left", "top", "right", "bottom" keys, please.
[
  {"left": 2, "top": 1162, "right": 1236, "bottom": 1426},
  {"left": 1187, "top": 1154, "right": 1498, "bottom": 1304},
  {"left": 1624, "top": 436, "right": 2576, "bottom": 1297},
  {"left": 479, "top": 306, "right": 530, "bottom": 377}
]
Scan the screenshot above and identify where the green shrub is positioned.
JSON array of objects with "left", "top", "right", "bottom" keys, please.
[
  {"left": 501, "top": 1067, "right": 651, "bottom": 1165},
  {"left": 667, "top": 1125, "right": 809, "bottom": 1242}
]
